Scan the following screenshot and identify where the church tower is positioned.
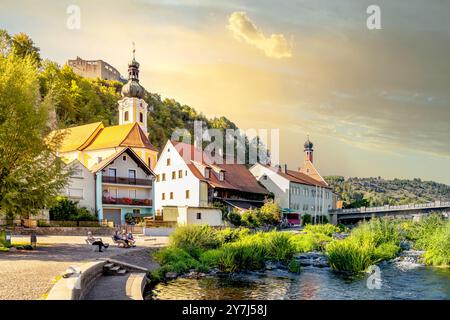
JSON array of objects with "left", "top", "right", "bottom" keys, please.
[
  {"left": 118, "top": 46, "right": 148, "bottom": 135},
  {"left": 304, "top": 134, "right": 313, "bottom": 163}
]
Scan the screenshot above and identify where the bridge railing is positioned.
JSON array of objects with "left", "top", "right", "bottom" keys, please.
[{"left": 335, "top": 200, "right": 450, "bottom": 214}]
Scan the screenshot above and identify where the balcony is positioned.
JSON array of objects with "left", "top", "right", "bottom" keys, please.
[
  {"left": 102, "top": 176, "right": 152, "bottom": 186},
  {"left": 102, "top": 196, "right": 152, "bottom": 206}
]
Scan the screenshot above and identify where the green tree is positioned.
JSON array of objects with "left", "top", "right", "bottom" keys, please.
[{"left": 0, "top": 52, "right": 69, "bottom": 219}]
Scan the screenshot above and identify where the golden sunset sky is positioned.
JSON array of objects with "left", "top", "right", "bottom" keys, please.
[{"left": 1, "top": 0, "right": 449, "bottom": 183}]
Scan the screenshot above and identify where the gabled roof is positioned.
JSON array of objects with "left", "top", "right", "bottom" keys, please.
[
  {"left": 257, "top": 163, "right": 330, "bottom": 188},
  {"left": 83, "top": 122, "right": 158, "bottom": 151},
  {"left": 171, "top": 140, "right": 268, "bottom": 195},
  {"left": 89, "top": 147, "right": 155, "bottom": 176},
  {"left": 54, "top": 122, "right": 104, "bottom": 152}
]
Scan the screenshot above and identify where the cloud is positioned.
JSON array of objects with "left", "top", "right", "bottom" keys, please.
[{"left": 227, "top": 11, "right": 292, "bottom": 59}]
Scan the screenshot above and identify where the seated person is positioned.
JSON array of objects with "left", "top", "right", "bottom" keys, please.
[
  {"left": 127, "top": 232, "right": 136, "bottom": 247},
  {"left": 87, "top": 232, "right": 109, "bottom": 252},
  {"left": 113, "top": 231, "right": 130, "bottom": 247}
]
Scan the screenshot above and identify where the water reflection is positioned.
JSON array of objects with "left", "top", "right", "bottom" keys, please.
[{"left": 150, "top": 264, "right": 450, "bottom": 300}]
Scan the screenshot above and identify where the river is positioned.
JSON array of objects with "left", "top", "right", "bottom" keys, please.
[{"left": 149, "top": 258, "right": 450, "bottom": 300}]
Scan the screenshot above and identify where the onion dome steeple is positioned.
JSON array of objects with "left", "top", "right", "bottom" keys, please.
[
  {"left": 121, "top": 43, "right": 145, "bottom": 99},
  {"left": 304, "top": 134, "right": 314, "bottom": 163}
]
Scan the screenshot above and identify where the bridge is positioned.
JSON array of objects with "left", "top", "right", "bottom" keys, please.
[{"left": 329, "top": 201, "right": 450, "bottom": 225}]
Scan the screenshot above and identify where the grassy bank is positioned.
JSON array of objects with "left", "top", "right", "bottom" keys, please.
[
  {"left": 150, "top": 224, "right": 340, "bottom": 281},
  {"left": 150, "top": 215, "right": 449, "bottom": 282},
  {"left": 326, "top": 214, "right": 449, "bottom": 273}
]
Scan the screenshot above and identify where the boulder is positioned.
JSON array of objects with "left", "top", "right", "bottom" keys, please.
[{"left": 165, "top": 272, "right": 178, "bottom": 280}]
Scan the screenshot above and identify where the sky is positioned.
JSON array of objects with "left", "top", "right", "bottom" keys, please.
[{"left": 1, "top": 0, "right": 449, "bottom": 184}]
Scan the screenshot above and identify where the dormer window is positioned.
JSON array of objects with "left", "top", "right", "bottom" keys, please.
[
  {"left": 219, "top": 171, "right": 225, "bottom": 181},
  {"left": 139, "top": 112, "right": 143, "bottom": 123},
  {"left": 205, "top": 168, "right": 211, "bottom": 179}
]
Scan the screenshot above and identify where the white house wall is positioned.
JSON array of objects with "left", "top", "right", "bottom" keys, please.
[
  {"left": 250, "top": 164, "right": 290, "bottom": 208},
  {"left": 154, "top": 141, "right": 201, "bottom": 212},
  {"left": 64, "top": 161, "right": 96, "bottom": 213}
]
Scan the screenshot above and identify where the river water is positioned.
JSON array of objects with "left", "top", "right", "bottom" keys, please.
[{"left": 150, "top": 260, "right": 450, "bottom": 300}]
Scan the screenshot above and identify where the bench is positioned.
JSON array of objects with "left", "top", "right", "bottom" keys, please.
[{"left": 112, "top": 237, "right": 130, "bottom": 248}]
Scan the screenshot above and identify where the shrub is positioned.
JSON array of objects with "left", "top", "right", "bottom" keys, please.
[
  {"left": 227, "top": 210, "right": 242, "bottom": 226},
  {"left": 302, "top": 214, "right": 312, "bottom": 225},
  {"left": 49, "top": 197, "right": 96, "bottom": 221},
  {"left": 241, "top": 209, "right": 261, "bottom": 228},
  {"left": 169, "top": 225, "right": 221, "bottom": 257},
  {"left": 259, "top": 200, "right": 282, "bottom": 225}
]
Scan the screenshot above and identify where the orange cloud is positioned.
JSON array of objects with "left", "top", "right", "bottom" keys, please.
[{"left": 227, "top": 11, "right": 292, "bottom": 59}]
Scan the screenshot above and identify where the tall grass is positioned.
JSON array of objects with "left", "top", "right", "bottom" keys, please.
[
  {"left": 326, "top": 218, "right": 401, "bottom": 273},
  {"left": 421, "top": 221, "right": 450, "bottom": 266}
]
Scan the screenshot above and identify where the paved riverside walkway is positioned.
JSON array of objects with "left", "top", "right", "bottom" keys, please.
[{"left": 0, "top": 235, "right": 168, "bottom": 300}]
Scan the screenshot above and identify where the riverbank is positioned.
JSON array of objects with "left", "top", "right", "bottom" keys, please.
[{"left": 146, "top": 214, "right": 449, "bottom": 297}]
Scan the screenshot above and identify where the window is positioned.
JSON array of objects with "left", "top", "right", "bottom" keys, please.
[
  {"left": 139, "top": 112, "right": 143, "bottom": 123},
  {"left": 156, "top": 174, "right": 160, "bottom": 182},
  {"left": 68, "top": 188, "right": 83, "bottom": 199},
  {"left": 133, "top": 209, "right": 140, "bottom": 216},
  {"left": 178, "top": 170, "right": 183, "bottom": 178},
  {"left": 108, "top": 188, "right": 118, "bottom": 198},
  {"left": 71, "top": 168, "right": 83, "bottom": 178},
  {"left": 108, "top": 168, "right": 117, "bottom": 177},
  {"left": 170, "top": 192, "right": 174, "bottom": 199},
  {"left": 196, "top": 212, "right": 202, "bottom": 220},
  {"left": 162, "top": 193, "right": 165, "bottom": 200},
  {"left": 122, "top": 155, "right": 127, "bottom": 161},
  {"left": 172, "top": 171, "right": 176, "bottom": 179},
  {"left": 205, "top": 168, "right": 211, "bottom": 179},
  {"left": 186, "top": 190, "right": 190, "bottom": 199},
  {"left": 129, "top": 189, "right": 137, "bottom": 199},
  {"left": 128, "top": 169, "right": 136, "bottom": 180},
  {"left": 124, "top": 111, "right": 129, "bottom": 121},
  {"left": 185, "top": 170, "right": 188, "bottom": 176},
  {"left": 148, "top": 157, "right": 152, "bottom": 168},
  {"left": 162, "top": 173, "right": 166, "bottom": 181},
  {"left": 262, "top": 174, "right": 267, "bottom": 180},
  {"left": 219, "top": 171, "right": 225, "bottom": 181},
  {"left": 166, "top": 158, "right": 171, "bottom": 166}
]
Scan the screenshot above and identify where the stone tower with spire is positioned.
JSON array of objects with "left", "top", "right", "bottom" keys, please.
[
  {"left": 118, "top": 44, "right": 148, "bottom": 135},
  {"left": 304, "top": 134, "right": 314, "bottom": 163}
]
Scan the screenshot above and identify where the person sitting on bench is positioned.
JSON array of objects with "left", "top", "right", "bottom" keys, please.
[
  {"left": 86, "top": 232, "right": 109, "bottom": 252},
  {"left": 127, "top": 232, "right": 136, "bottom": 247},
  {"left": 113, "top": 231, "right": 130, "bottom": 247}
]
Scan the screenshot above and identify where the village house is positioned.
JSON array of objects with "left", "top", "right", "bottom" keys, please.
[
  {"left": 153, "top": 140, "right": 269, "bottom": 226},
  {"left": 250, "top": 136, "right": 336, "bottom": 224}
]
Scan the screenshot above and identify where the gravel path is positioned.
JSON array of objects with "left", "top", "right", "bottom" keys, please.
[{"left": 0, "top": 235, "right": 168, "bottom": 300}]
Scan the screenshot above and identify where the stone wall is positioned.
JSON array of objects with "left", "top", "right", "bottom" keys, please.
[{"left": 12, "top": 227, "right": 115, "bottom": 236}]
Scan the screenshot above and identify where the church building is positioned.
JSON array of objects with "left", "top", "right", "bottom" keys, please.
[{"left": 53, "top": 51, "right": 157, "bottom": 225}]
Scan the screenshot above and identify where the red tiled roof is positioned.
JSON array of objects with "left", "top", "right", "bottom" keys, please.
[
  {"left": 171, "top": 140, "right": 268, "bottom": 195},
  {"left": 262, "top": 164, "right": 329, "bottom": 188}
]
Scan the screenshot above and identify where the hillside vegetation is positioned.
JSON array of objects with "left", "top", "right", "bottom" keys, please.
[
  {"left": 325, "top": 176, "right": 450, "bottom": 208},
  {"left": 1, "top": 29, "right": 268, "bottom": 162}
]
